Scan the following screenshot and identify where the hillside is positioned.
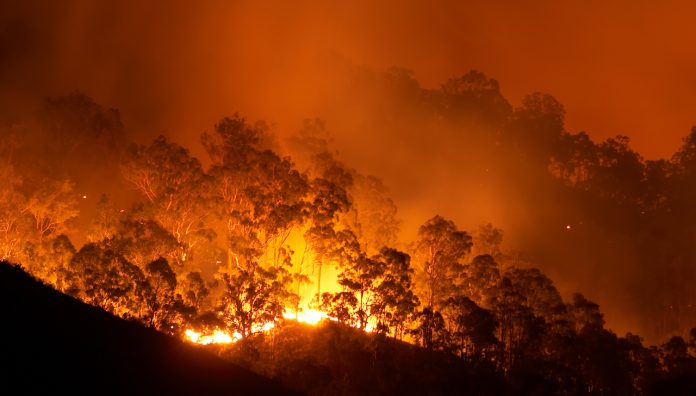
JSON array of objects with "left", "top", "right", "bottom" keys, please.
[
  {"left": 219, "top": 320, "right": 506, "bottom": 395},
  {"left": 0, "top": 261, "right": 298, "bottom": 395}
]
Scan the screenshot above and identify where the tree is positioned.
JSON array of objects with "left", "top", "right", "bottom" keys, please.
[
  {"left": 342, "top": 174, "right": 401, "bottom": 256},
  {"left": 0, "top": 164, "right": 28, "bottom": 262},
  {"left": 284, "top": 118, "right": 334, "bottom": 174},
  {"left": 442, "top": 296, "right": 498, "bottom": 358},
  {"left": 439, "top": 70, "right": 512, "bottom": 130},
  {"left": 471, "top": 223, "right": 504, "bottom": 258},
  {"left": 111, "top": 219, "right": 183, "bottom": 270},
  {"left": 504, "top": 267, "right": 567, "bottom": 328},
  {"left": 20, "top": 179, "right": 79, "bottom": 282},
  {"left": 568, "top": 293, "right": 605, "bottom": 334},
  {"left": 459, "top": 254, "right": 501, "bottom": 308},
  {"left": 242, "top": 149, "right": 308, "bottom": 268},
  {"left": 549, "top": 131, "right": 597, "bottom": 187},
  {"left": 121, "top": 135, "right": 215, "bottom": 264},
  {"left": 86, "top": 195, "right": 122, "bottom": 243},
  {"left": 201, "top": 114, "right": 267, "bottom": 168},
  {"left": 412, "top": 215, "right": 472, "bottom": 310},
  {"left": 40, "top": 92, "right": 124, "bottom": 156},
  {"left": 641, "top": 159, "right": 671, "bottom": 211},
  {"left": 321, "top": 252, "right": 379, "bottom": 331},
  {"left": 409, "top": 307, "right": 450, "bottom": 351},
  {"left": 490, "top": 277, "right": 544, "bottom": 370},
  {"left": 178, "top": 271, "right": 211, "bottom": 316},
  {"left": 217, "top": 263, "right": 292, "bottom": 338},
  {"left": 31, "top": 92, "right": 125, "bottom": 183},
  {"left": 303, "top": 177, "right": 351, "bottom": 297},
  {"left": 671, "top": 126, "right": 696, "bottom": 177},
  {"left": 371, "top": 248, "right": 419, "bottom": 339},
  {"left": 198, "top": 116, "right": 312, "bottom": 339},
  {"left": 589, "top": 135, "right": 645, "bottom": 203},
  {"left": 68, "top": 243, "right": 148, "bottom": 319},
  {"left": 660, "top": 336, "right": 696, "bottom": 376},
  {"left": 319, "top": 242, "right": 419, "bottom": 337},
  {"left": 314, "top": 228, "right": 364, "bottom": 326},
  {"left": 47, "top": 234, "right": 76, "bottom": 291},
  {"left": 142, "top": 257, "right": 180, "bottom": 331},
  {"left": 24, "top": 179, "right": 79, "bottom": 242},
  {"left": 622, "top": 333, "right": 660, "bottom": 394},
  {"left": 203, "top": 115, "right": 308, "bottom": 271},
  {"left": 319, "top": 291, "right": 360, "bottom": 327},
  {"left": 506, "top": 92, "right": 566, "bottom": 169}
]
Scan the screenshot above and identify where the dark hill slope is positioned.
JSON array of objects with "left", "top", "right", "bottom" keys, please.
[
  {"left": 220, "top": 320, "right": 506, "bottom": 395},
  {"left": 0, "top": 262, "right": 299, "bottom": 395}
]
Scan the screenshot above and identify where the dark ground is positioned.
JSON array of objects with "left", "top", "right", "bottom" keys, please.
[{"left": 0, "top": 261, "right": 299, "bottom": 395}]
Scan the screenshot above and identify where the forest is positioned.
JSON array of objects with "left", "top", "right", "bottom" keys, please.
[{"left": 3, "top": 68, "right": 696, "bottom": 394}]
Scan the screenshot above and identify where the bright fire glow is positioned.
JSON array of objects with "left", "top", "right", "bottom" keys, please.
[
  {"left": 185, "top": 309, "right": 346, "bottom": 345},
  {"left": 184, "top": 329, "right": 239, "bottom": 345},
  {"left": 256, "top": 321, "right": 275, "bottom": 332},
  {"left": 283, "top": 308, "right": 332, "bottom": 325},
  {"left": 184, "top": 322, "right": 275, "bottom": 345}
]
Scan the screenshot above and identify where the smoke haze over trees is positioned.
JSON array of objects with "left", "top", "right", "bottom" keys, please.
[
  {"left": 4, "top": 1, "right": 696, "bottom": 393},
  {"left": 3, "top": 81, "right": 696, "bottom": 391}
]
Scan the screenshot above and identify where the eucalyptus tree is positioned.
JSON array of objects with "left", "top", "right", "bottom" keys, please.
[{"left": 411, "top": 215, "right": 472, "bottom": 311}]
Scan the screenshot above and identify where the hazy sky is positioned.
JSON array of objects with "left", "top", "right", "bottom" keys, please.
[{"left": 2, "top": 0, "right": 695, "bottom": 159}]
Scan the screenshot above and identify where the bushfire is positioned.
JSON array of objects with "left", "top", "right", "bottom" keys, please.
[
  {"left": 184, "top": 329, "right": 238, "bottom": 345},
  {"left": 6, "top": 81, "right": 696, "bottom": 393},
  {"left": 184, "top": 309, "right": 335, "bottom": 345}
]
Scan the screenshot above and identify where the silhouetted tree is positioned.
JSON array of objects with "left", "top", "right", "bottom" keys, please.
[
  {"left": 142, "top": 257, "right": 179, "bottom": 331},
  {"left": 471, "top": 223, "right": 504, "bottom": 258},
  {"left": 343, "top": 174, "right": 400, "bottom": 256},
  {"left": 410, "top": 307, "right": 450, "bottom": 351},
  {"left": 0, "top": 164, "right": 27, "bottom": 262},
  {"left": 439, "top": 70, "right": 512, "bottom": 131},
  {"left": 217, "top": 263, "right": 292, "bottom": 338},
  {"left": 412, "top": 215, "right": 472, "bottom": 310},
  {"left": 459, "top": 254, "right": 501, "bottom": 308},
  {"left": 68, "top": 243, "right": 148, "bottom": 319},
  {"left": 504, "top": 267, "right": 567, "bottom": 328},
  {"left": 508, "top": 92, "right": 565, "bottom": 162},
  {"left": 371, "top": 248, "right": 419, "bottom": 339},
  {"left": 122, "top": 135, "right": 215, "bottom": 265},
  {"left": 568, "top": 293, "right": 605, "bottom": 334},
  {"left": 442, "top": 296, "right": 498, "bottom": 358},
  {"left": 320, "top": 245, "right": 419, "bottom": 335}
]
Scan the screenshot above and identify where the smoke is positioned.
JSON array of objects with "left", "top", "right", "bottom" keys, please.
[
  {"left": 3, "top": 0, "right": 696, "bottom": 344},
  {"left": 4, "top": 0, "right": 695, "bottom": 154}
]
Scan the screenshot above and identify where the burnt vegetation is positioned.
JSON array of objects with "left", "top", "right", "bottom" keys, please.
[{"left": 3, "top": 67, "right": 696, "bottom": 394}]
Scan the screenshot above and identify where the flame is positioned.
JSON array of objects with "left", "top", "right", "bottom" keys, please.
[
  {"left": 184, "top": 329, "right": 240, "bottom": 345},
  {"left": 184, "top": 321, "right": 275, "bottom": 345},
  {"left": 184, "top": 308, "right": 354, "bottom": 345},
  {"left": 283, "top": 308, "right": 332, "bottom": 325},
  {"left": 256, "top": 321, "right": 275, "bottom": 332}
]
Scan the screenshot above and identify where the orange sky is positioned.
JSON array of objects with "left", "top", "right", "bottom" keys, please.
[{"left": 3, "top": 0, "right": 696, "bottom": 159}]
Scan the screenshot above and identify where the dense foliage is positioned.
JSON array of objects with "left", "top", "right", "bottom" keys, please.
[{"left": 4, "top": 73, "right": 696, "bottom": 393}]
